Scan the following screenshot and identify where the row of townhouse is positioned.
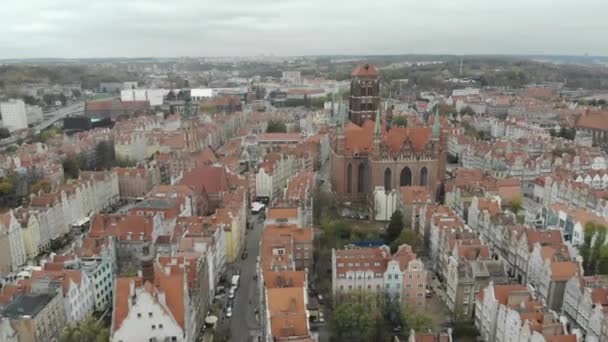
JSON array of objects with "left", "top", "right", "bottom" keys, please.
[
  {"left": 256, "top": 149, "right": 312, "bottom": 204},
  {"left": 0, "top": 171, "right": 119, "bottom": 279},
  {"left": 475, "top": 282, "right": 577, "bottom": 342},
  {"left": 562, "top": 275, "right": 608, "bottom": 341},
  {"left": 0, "top": 235, "right": 116, "bottom": 342},
  {"left": 445, "top": 168, "right": 521, "bottom": 223},
  {"left": 469, "top": 201, "right": 581, "bottom": 314},
  {"left": 535, "top": 174, "right": 608, "bottom": 221},
  {"left": 331, "top": 244, "right": 428, "bottom": 308},
  {"left": 259, "top": 208, "right": 316, "bottom": 342}
]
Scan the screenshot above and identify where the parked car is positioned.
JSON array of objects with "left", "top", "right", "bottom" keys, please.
[
  {"left": 241, "top": 250, "right": 248, "bottom": 260},
  {"left": 229, "top": 287, "right": 235, "bottom": 299},
  {"left": 226, "top": 306, "right": 232, "bottom": 318}
]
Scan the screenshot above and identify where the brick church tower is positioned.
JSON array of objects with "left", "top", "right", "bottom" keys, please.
[{"left": 349, "top": 64, "right": 380, "bottom": 126}]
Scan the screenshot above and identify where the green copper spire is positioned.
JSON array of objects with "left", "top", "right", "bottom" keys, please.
[
  {"left": 432, "top": 106, "right": 440, "bottom": 139},
  {"left": 183, "top": 89, "right": 192, "bottom": 118},
  {"left": 374, "top": 109, "right": 381, "bottom": 140}
]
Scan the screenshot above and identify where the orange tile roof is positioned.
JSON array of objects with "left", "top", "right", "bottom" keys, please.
[
  {"left": 90, "top": 213, "right": 155, "bottom": 241},
  {"left": 492, "top": 284, "right": 529, "bottom": 305},
  {"left": 267, "top": 208, "right": 298, "bottom": 220},
  {"left": 550, "top": 261, "right": 579, "bottom": 281},
  {"left": 384, "top": 126, "right": 433, "bottom": 153},
  {"left": 257, "top": 133, "right": 301, "bottom": 142},
  {"left": 264, "top": 271, "right": 306, "bottom": 289},
  {"left": 267, "top": 287, "right": 309, "bottom": 339},
  {"left": 576, "top": 111, "right": 608, "bottom": 131},
  {"left": 180, "top": 165, "right": 228, "bottom": 194},
  {"left": 335, "top": 247, "right": 390, "bottom": 276},
  {"left": 112, "top": 277, "right": 143, "bottom": 332},
  {"left": 399, "top": 186, "right": 432, "bottom": 204},
  {"left": 544, "top": 335, "right": 577, "bottom": 342},
  {"left": 351, "top": 64, "right": 379, "bottom": 77},
  {"left": 153, "top": 264, "right": 186, "bottom": 330}
]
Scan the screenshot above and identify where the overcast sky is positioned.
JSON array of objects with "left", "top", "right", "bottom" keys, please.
[{"left": 1, "top": 0, "right": 607, "bottom": 58}]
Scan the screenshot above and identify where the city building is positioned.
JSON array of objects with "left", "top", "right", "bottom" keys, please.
[
  {"left": 111, "top": 264, "right": 189, "bottom": 342},
  {"left": 332, "top": 244, "right": 427, "bottom": 307},
  {"left": 0, "top": 99, "right": 28, "bottom": 132},
  {"left": 330, "top": 65, "right": 447, "bottom": 220},
  {"left": 0, "top": 211, "right": 27, "bottom": 276},
  {"left": 114, "top": 166, "right": 161, "bottom": 200},
  {"left": 0, "top": 291, "right": 67, "bottom": 342},
  {"left": 348, "top": 64, "right": 381, "bottom": 126}
]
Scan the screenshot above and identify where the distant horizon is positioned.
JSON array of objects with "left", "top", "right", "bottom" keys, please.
[
  {"left": 1, "top": 53, "right": 608, "bottom": 62},
  {"left": 2, "top": 0, "right": 607, "bottom": 60}
]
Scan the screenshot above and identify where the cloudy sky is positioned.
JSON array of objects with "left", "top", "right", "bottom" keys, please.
[{"left": 1, "top": 0, "right": 607, "bottom": 58}]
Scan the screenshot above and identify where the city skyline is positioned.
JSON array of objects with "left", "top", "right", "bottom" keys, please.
[{"left": 1, "top": 0, "right": 607, "bottom": 58}]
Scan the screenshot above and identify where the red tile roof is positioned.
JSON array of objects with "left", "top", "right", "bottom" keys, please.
[
  {"left": 180, "top": 165, "right": 228, "bottom": 194},
  {"left": 576, "top": 110, "right": 608, "bottom": 131},
  {"left": 267, "top": 287, "right": 309, "bottom": 339},
  {"left": 351, "top": 64, "right": 379, "bottom": 77},
  {"left": 90, "top": 213, "right": 155, "bottom": 241}
]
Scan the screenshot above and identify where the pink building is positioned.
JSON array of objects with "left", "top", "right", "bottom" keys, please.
[{"left": 332, "top": 244, "right": 428, "bottom": 307}]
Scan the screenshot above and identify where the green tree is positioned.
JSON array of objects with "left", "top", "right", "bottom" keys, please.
[
  {"left": 30, "top": 179, "right": 51, "bottom": 194},
  {"left": 402, "top": 305, "right": 435, "bottom": 334},
  {"left": 597, "top": 245, "right": 608, "bottom": 274},
  {"left": 393, "top": 116, "right": 408, "bottom": 128},
  {"left": 460, "top": 106, "right": 475, "bottom": 116},
  {"left": 386, "top": 210, "right": 404, "bottom": 245},
  {"left": 390, "top": 229, "right": 419, "bottom": 254},
  {"left": 330, "top": 292, "right": 378, "bottom": 341},
  {"left": 43, "top": 94, "right": 56, "bottom": 107},
  {"left": 95, "top": 141, "right": 115, "bottom": 170},
  {"left": 62, "top": 155, "right": 80, "bottom": 179},
  {"left": 59, "top": 93, "right": 68, "bottom": 106},
  {"left": 580, "top": 224, "right": 596, "bottom": 272},
  {"left": 509, "top": 196, "right": 523, "bottom": 215},
  {"left": 0, "top": 128, "right": 10, "bottom": 139},
  {"left": 266, "top": 120, "right": 287, "bottom": 133},
  {"left": 60, "top": 316, "right": 109, "bottom": 342},
  {"left": 72, "top": 89, "right": 82, "bottom": 98},
  {"left": 0, "top": 178, "right": 15, "bottom": 195}
]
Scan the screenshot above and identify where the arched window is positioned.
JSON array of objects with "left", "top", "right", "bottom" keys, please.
[
  {"left": 400, "top": 167, "right": 412, "bottom": 186},
  {"left": 420, "top": 167, "right": 428, "bottom": 186},
  {"left": 358, "top": 163, "right": 366, "bottom": 193},
  {"left": 384, "top": 168, "right": 392, "bottom": 191},
  {"left": 347, "top": 163, "right": 353, "bottom": 193}
]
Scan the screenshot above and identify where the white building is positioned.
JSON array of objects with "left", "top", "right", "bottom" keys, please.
[
  {"left": 282, "top": 71, "right": 302, "bottom": 85},
  {"left": 0, "top": 211, "right": 27, "bottom": 275},
  {"left": 31, "top": 269, "right": 95, "bottom": 323},
  {"left": 0, "top": 99, "right": 28, "bottom": 132},
  {"left": 111, "top": 266, "right": 189, "bottom": 342},
  {"left": 121, "top": 89, "right": 168, "bottom": 107},
  {"left": 475, "top": 282, "right": 532, "bottom": 342}
]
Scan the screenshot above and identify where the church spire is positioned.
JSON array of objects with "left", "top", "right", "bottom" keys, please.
[
  {"left": 432, "top": 106, "right": 440, "bottom": 140},
  {"left": 374, "top": 109, "right": 381, "bottom": 140}
]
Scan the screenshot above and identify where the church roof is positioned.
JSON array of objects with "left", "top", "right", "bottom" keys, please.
[
  {"left": 344, "top": 119, "right": 433, "bottom": 154},
  {"left": 351, "top": 64, "right": 379, "bottom": 78}
]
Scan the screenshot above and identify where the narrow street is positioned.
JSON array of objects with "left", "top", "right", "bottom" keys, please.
[{"left": 221, "top": 213, "right": 264, "bottom": 342}]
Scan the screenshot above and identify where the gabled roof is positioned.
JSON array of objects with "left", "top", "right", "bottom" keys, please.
[
  {"left": 550, "top": 261, "right": 579, "bottom": 281},
  {"left": 576, "top": 110, "right": 608, "bottom": 131},
  {"left": 351, "top": 64, "right": 379, "bottom": 78},
  {"left": 267, "top": 287, "right": 309, "bottom": 339},
  {"left": 180, "top": 165, "right": 228, "bottom": 194},
  {"left": 90, "top": 213, "right": 155, "bottom": 241},
  {"left": 264, "top": 271, "right": 306, "bottom": 289}
]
